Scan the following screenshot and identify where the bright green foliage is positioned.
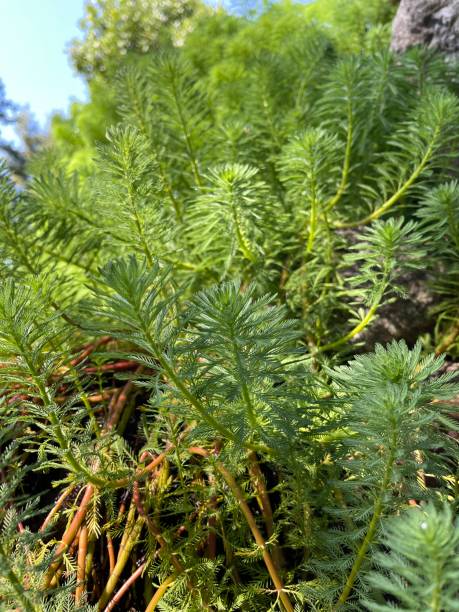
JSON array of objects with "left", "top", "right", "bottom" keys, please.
[
  {"left": 10, "top": 6, "right": 459, "bottom": 352},
  {"left": 187, "top": 163, "right": 271, "bottom": 272},
  {"left": 303, "top": 0, "right": 395, "bottom": 53},
  {"left": 2, "top": 244, "right": 458, "bottom": 608},
  {"left": 95, "top": 125, "right": 168, "bottom": 262},
  {"left": 417, "top": 181, "right": 459, "bottom": 253},
  {"left": 365, "top": 503, "right": 459, "bottom": 611},
  {"left": 296, "top": 341, "right": 459, "bottom": 607},
  {"left": 2, "top": 2, "right": 459, "bottom": 610},
  {"left": 416, "top": 181, "right": 459, "bottom": 349},
  {"left": 181, "top": 281, "right": 304, "bottom": 447}
]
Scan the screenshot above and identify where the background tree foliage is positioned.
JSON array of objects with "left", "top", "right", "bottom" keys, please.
[
  {"left": 0, "top": 80, "right": 45, "bottom": 181},
  {"left": 49, "top": 0, "right": 396, "bottom": 174},
  {"left": 70, "top": 0, "right": 205, "bottom": 78},
  {"left": 0, "top": 79, "right": 24, "bottom": 177}
]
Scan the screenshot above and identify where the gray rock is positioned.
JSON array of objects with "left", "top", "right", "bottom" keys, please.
[
  {"left": 391, "top": 0, "right": 459, "bottom": 58},
  {"left": 353, "top": 270, "right": 439, "bottom": 351}
]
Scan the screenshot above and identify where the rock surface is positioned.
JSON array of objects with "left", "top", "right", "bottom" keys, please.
[
  {"left": 391, "top": 0, "right": 459, "bottom": 57},
  {"left": 353, "top": 270, "right": 439, "bottom": 352}
]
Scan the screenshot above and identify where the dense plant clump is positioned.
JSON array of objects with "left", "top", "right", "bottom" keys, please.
[{"left": 1, "top": 1, "right": 459, "bottom": 610}]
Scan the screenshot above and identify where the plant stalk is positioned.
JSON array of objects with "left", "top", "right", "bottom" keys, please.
[
  {"left": 145, "top": 574, "right": 176, "bottom": 612},
  {"left": 103, "top": 561, "right": 146, "bottom": 611},
  {"left": 334, "top": 432, "right": 396, "bottom": 608}
]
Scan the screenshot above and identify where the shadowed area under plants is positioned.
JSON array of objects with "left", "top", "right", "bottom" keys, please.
[{"left": 2, "top": 2, "right": 459, "bottom": 610}]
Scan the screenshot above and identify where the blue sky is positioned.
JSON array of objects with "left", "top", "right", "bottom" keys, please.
[
  {"left": 0, "top": 1, "right": 312, "bottom": 143},
  {"left": 0, "top": 0, "right": 87, "bottom": 141},
  {"left": 0, "top": 0, "right": 231, "bottom": 141}
]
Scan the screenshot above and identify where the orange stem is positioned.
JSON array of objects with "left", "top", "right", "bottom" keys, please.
[
  {"left": 107, "top": 533, "right": 116, "bottom": 574},
  {"left": 132, "top": 481, "right": 185, "bottom": 577},
  {"left": 43, "top": 485, "right": 94, "bottom": 588},
  {"left": 111, "top": 452, "right": 167, "bottom": 489},
  {"left": 39, "top": 485, "right": 76, "bottom": 532},
  {"left": 84, "top": 360, "right": 138, "bottom": 374},
  {"left": 105, "top": 376, "right": 138, "bottom": 430},
  {"left": 248, "top": 451, "right": 284, "bottom": 570},
  {"left": 188, "top": 447, "right": 294, "bottom": 612},
  {"left": 75, "top": 524, "right": 88, "bottom": 604}
]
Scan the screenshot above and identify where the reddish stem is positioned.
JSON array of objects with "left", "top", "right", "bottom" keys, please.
[
  {"left": 102, "top": 561, "right": 146, "bottom": 612},
  {"left": 51, "top": 528, "right": 81, "bottom": 588},
  {"left": 132, "top": 481, "right": 185, "bottom": 577},
  {"left": 248, "top": 451, "right": 284, "bottom": 569},
  {"left": 107, "top": 533, "right": 116, "bottom": 574},
  {"left": 70, "top": 336, "right": 111, "bottom": 367},
  {"left": 188, "top": 447, "right": 293, "bottom": 612},
  {"left": 105, "top": 377, "right": 138, "bottom": 430},
  {"left": 111, "top": 452, "right": 167, "bottom": 489},
  {"left": 84, "top": 360, "right": 139, "bottom": 374}
]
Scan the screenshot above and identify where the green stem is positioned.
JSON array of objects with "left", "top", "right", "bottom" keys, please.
[
  {"left": 231, "top": 336, "right": 257, "bottom": 429},
  {"left": 97, "top": 515, "right": 144, "bottom": 610},
  {"left": 168, "top": 71, "right": 202, "bottom": 188},
  {"left": 335, "top": 129, "right": 439, "bottom": 229},
  {"left": 216, "top": 462, "right": 294, "bottom": 612},
  {"left": 305, "top": 167, "right": 320, "bottom": 255},
  {"left": 326, "top": 100, "right": 353, "bottom": 212},
  {"left": 161, "top": 256, "right": 197, "bottom": 271},
  {"left": 159, "top": 351, "right": 237, "bottom": 440},
  {"left": 306, "top": 191, "right": 319, "bottom": 254},
  {"left": 125, "top": 177, "right": 154, "bottom": 267},
  {"left": 431, "top": 559, "right": 442, "bottom": 612},
  {"left": 231, "top": 197, "right": 256, "bottom": 262},
  {"left": 145, "top": 574, "right": 176, "bottom": 612},
  {"left": 85, "top": 537, "right": 95, "bottom": 580},
  {"left": 128, "top": 79, "right": 183, "bottom": 222},
  {"left": 163, "top": 354, "right": 268, "bottom": 453},
  {"left": 143, "top": 330, "right": 269, "bottom": 454},
  {"left": 334, "top": 429, "right": 397, "bottom": 608},
  {"left": 317, "top": 292, "right": 383, "bottom": 354}
]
